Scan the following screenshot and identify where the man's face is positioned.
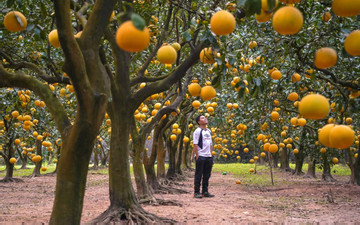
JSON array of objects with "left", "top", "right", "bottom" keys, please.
[{"left": 198, "top": 115, "right": 208, "bottom": 125}]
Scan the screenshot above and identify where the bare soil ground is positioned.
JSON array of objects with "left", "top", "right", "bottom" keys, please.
[{"left": 1, "top": 168, "right": 360, "bottom": 224}]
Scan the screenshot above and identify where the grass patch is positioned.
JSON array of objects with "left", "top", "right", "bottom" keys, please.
[{"left": 213, "top": 163, "right": 352, "bottom": 187}]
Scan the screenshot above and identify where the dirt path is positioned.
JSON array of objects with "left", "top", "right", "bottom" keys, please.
[{"left": 1, "top": 169, "right": 360, "bottom": 224}]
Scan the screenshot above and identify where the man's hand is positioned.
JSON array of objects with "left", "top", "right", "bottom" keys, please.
[{"left": 195, "top": 154, "right": 199, "bottom": 160}]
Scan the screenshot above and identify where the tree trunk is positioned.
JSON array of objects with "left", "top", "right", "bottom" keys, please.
[
  {"left": 182, "top": 140, "right": 191, "bottom": 169},
  {"left": 50, "top": 97, "right": 107, "bottom": 224},
  {"left": 294, "top": 151, "right": 304, "bottom": 175},
  {"left": 157, "top": 135, "right": 166, "bottom": 179},
  {"left": 305, "top": 158, "right": 316, "bottom": 179},
  {"left": 294, "top": 129, "right": 306, "bottom": 175},
  {"left": 21, "top": 156, "right": 28, "bottom": 169},
  {"left": 93, "top": 107, "right": 165, "bottom": 223},
  {"left": 92, "top": 148, "right": 99, "bottom": 169},
  {"left": 279, "top": 148, "right": 291, "bottom": 171},
  {"left": 132, "top": 138, "right": 152, "bottom": 199},
  {"left": 144, "top": 123, "right": 162, "bottom": 191},
  {"left": 166, "top": 136, "right": 177, "bottom": 179},
  {"left": 322, "top": 154, "right": 335, "bottom": 182},
  {"left": 272, "top": 153, "right": 279, "bottom": 168},
  {"left": 354, "top": 153, "right": 360, "bottom": 185},
  {"left": 175, "top": 131, "right": 184, "bottom": 175},
  {"left": 346, "top": 149, "right": 355, "bottom": 184},
  {"left": 31, "top": 140, "right": 43, "bottom": 177}
]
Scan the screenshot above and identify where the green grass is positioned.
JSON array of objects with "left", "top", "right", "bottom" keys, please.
[{"left": 213, "top": 163, "right": 352, "bottom": 186}]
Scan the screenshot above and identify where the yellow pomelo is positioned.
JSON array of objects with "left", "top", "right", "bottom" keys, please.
[
  {"left": 157, "top": 45, "right": 177, "bottom": 64},
  {"left": 200, "top": 86, "right": 216, "bottom": 101},
  {"left": 210, "top": 10, "right": 236, "bottom": 35},
  {"left": 115, "top": 21, "right": 150, "bottom": 52},
  {"left": 332, "top": 0, "right": 360, "bottom": 17},
  {"left": 299, "top": 94, "right": 330, "bottom": 119},
  {"left": 4, "top": 11, "right": 27, "bottom": 32},
  {"left": 48, "top": 29, "right": 61, "bottom": 48},
  {"left": 269, "top": 144, "right": 279, "bottom": 153},
  {"left": 318, "top": 124, "right": 335, "bottom": 148},
  {"left": 188, "top": 83, "right": 202, "bottom": 96},
  {"left": 344, "top": 30, "right": 360, "bottom": 56},
  {"left": 314, "top": 47, "right": 337, "bottom": 69},
  {"left": 255, "top": 10, "right": 272, "bottom": 23},
  {"left": 329, "top": 125, "right": 355, "bottom": 149},
  {"left": 199, "top": 48, "right": 216, "bottom": 64},
  {"left": 288, "top": 92, "right": 299, "bottom": 101},
  {"left": 272, "top": 6, "right": 303, "bottom": 35}
]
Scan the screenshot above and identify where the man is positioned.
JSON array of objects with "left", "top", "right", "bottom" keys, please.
[{"left": 193, "top": 115, "right": 215, "bottom": 198}]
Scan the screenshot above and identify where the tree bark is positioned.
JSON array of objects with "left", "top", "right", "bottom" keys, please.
[
  {"left": 157, "top": 134, "right": 166, "bottom": 179},
  {"left": 31, "top": 140, "right": 43, "bottom": 177},
  {"left": 354, "top": 153, "right": 360, "bottom": 185},
  {"left": 131, "top": 133, "right": 153, "bottom": 199},
  {"left": 279, "top": 148, "right": 291, "bottom": 171},
  {"left": 322, "top": 154, "right": 335, "bottom": 182},
  {"left": 294, "top": 129, "right": 306, "bottom": 175},
  {"left": 305, "top": 158, "right": 316, "bottom": 179},
  {"left": 166, "top": 135, "right": 177, "bottom": 179},
  {"left": 346, "top": 149, "right": 355, "bottom": 184},
  {"left": 92, "top": 148, "right": 99, "bottom": 170}
]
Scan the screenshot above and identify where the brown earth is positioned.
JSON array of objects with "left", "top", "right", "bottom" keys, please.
[{"left": 1, "top": 168, "right": 360, "bottom": 224}]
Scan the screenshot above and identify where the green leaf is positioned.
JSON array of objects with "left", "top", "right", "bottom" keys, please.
[
  {"left": 245, "top": 0, "right": 262, "bottom": 16},
  {"left": 7, "top": 0, "right": 15, "bottom": 7},
  {"left": 212, "top": 75, "right": 222, "bottom": 89},
  {"left": 237, "top": 0, "right": 247, "bottom": 6},
  {"left": 40, "top": 2, "right": 47, "bottom": 18},
  {"left": 183, "top": 31, "right": 192, "bottom": 42},
  {"left": 267, "top": 0, "right": 277, "bottom": 11},
  {"left": 14, "top": 12, "right": 25, "bottom": 28},
  {"left": 131, "top": 13, "right": 146, "bottom": 30}
]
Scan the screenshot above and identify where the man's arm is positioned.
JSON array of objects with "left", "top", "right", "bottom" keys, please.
[{"left": 193, "top": 144, "right": 199, "bottom": 160}]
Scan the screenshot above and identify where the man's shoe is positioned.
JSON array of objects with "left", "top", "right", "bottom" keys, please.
[
  {"left": 194, "top": 193, "right": 203, "bottom": 198},
  {"left": 202, "top": 192, "right": 215, "bottom": 197}
]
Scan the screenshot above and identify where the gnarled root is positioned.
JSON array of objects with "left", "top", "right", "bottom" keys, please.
[
  {"left": 91, "top": 204, "right": 176, "bottom": 224},
  {"left": 0, "top": 177, "right": 23, "bottom": 183},
  {"left": 154, "top": 184, "right": 189, "bottom": 194}
]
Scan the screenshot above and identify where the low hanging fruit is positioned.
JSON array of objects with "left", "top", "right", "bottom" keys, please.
[
  {"left": 115, "top": 21, "right": 150, "bottom": 52},
  {"left": 314, "top": 47, "right": 337, "bottom": 69},
  {"left": 4, "top": 11, "right": 27, "bottom": 32},
  {"left": 272, "top": 6, "right": 303, "bottom": 35},
  {"left": 298, "top": 94, "right": 330, "bottom": 120},
  {"left": 210, "top": 10, "right": 236, "bottom": 35}
]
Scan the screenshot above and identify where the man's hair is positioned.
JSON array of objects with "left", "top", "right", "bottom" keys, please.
[{"left": 195, "top": 115, "right": 202, "bottom": 125}]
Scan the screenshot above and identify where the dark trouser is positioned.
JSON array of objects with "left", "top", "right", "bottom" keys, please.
[{"left": 194, "top": 156, "right": 213, "bottom": 194}]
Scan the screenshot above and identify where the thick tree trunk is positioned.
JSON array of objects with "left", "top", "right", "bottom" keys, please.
[
  {"left": 354, "top": 154, "right": 360, "bottom": 185},
  {"left": 166, "top": 137, "right": 177, "bottom": 179},
  {"left": 175, "top": 131, "right": 185, "bottom": 175},
  {"left": 279, "top": 148, "right": 291, "bottom": 171},
  {"left": 294, "top": 129, "right": 306, "bottom": 175},
  {"left": 182, "top": 140, "right": 191, "bottom": 169},
  {"left": 322, "top": 154, "right": 335, "bottom": 182},
  {"left": 92, "top": 148, "right": 99, "bottom": 169},
  {"left": 31, "top": 140, "right": 42, "bottom": 177},
  {"left": 346, "top": 149, "right": 355, "bottom": 184},
  {"left": 21, "top": 156, "right": 28, "bottom": 169},
  {"left": 157, "top": 135, "right": 166, "bottom": 179},
  {"left": 294, "top": 152, "right": 304, "bottom": 175},
  {"left": 272, "top": 153, "right": 279, "bottom": 168},
  {"left": 305, "top": 158, "right": 316, "bottom": 179},
  {"left": 144, "top": 124, "right": 162, "bottom": 191},
  {"left": 50, "top": 96, "right": 107, "bottom": 224},
  {"left": 132, "top": 139, "right": 152, "bottom": 198},
  {"left": 93, "top": 108, "right": 167, "bottom": 223}
]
